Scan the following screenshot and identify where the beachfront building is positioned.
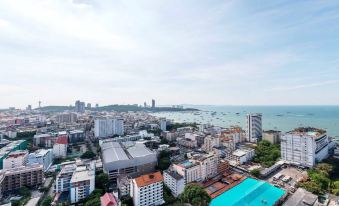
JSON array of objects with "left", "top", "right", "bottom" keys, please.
[
  {"left": 281, "top": 127, "right": 329, "bottom": 167},
  {"left": 130, "top": 171, "right": 164, "bottom": 206},
  {"left": 246, "top": 113, "right": 262, "bottom": 143}
]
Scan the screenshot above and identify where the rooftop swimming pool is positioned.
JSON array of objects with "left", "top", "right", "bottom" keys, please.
[{"left": 210, "top": 178, "right": 286, "bottom": 206}]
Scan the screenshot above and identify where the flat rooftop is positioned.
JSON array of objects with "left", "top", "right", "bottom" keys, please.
[{"left": 289, "top": 127, "right": 326, "bottom": 138}]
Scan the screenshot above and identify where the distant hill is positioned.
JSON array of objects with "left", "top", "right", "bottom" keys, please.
[{"left": 37, "top": 104, "right": 198, "bottom": 113}]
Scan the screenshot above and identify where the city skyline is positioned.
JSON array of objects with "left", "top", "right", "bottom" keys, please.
[{"left": 1, "top": 0, "right": 339, "bottom": 108}]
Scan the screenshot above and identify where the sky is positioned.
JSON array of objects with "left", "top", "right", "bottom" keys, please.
[{"left": 0, "top": 0, "right": 339, "bottom": 108}]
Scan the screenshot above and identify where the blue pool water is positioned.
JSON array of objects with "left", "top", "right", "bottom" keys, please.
[{"left": 210, "top": 178, "right": 285, "bottom": 206}]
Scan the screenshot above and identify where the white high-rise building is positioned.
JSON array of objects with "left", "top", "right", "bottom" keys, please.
[
  {"left": 70, "top": 165, "right": 95, "bottom": 203},
  {"left": 130, "top": 171, "right": 164, "bottom": 206},
  {"left": 163, "top": 170, "right": 185, "bottom": 197},
  {"left": 246, "top": 113, "right": 262, "bottom": 143},
  {"left": 281, "top": 127, "right": 329, "bottom": 167},
  {"left": 94, "top": 118, "right": 124, "bottom": 138},
  {"left": 160, "top": 119, "right": 167, "bottom": 131}
]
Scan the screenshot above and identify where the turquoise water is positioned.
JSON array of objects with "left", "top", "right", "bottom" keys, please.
[
  {"left": 154, "top": 105, "right": 339, "bottom": 138},
  {"left": 210, "top": 178, "right": 285, "bottom": 206}
]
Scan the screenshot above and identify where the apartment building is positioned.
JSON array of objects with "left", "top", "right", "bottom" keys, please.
[
  {"left": 246, "top": 113, "right": 262, "bottom": 143},
  {"left": 27, "top": 149, "right": 53, "bottom": 172},
  {"left": 130, "top": 171, "right": 164, "bottom": 206},
  {"left": 163, "top": 170, "right": 185, "bottom": 197},
  {"left": 94, "top": 118, "right": 124, "bottom": 138},
  {"left": 191, "top": 153, "right": 218, "bottom": 180},
  {"left": 53, "top": 135, "right": 68, "bottom": 158},
  {"left": 0, "top": 164, "right": 44, "bottom": 192},
  {"left": 172, "top": 161, "right": 201, "bottom": 184},
  {"left": 56, "top": 113, "right": 77, "bottom": 124},
  {"left": 70, "top": 166, "right": 95, "bottom": 203},
  {"left": 281, "top": 127, "right": 329, "bottom": 167},
  {"left": 3, "top": 150, "right": 28, "bottom": 170},
  {"left": 55, "top": 164, "right": 77, "bottom": 193},
  {"left": 202, "top": 136, "right": 220, "bottom": 153}
]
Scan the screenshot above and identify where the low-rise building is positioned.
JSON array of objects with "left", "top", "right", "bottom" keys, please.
[
  {"left": 101, "top": 141, "right": 157, "bottom": 182},
  {"left": 130, "top": 171, "right": 164, "bottom": 206},
  {"left": 100, "top": 192, "right": 118, "bottom": 206}
]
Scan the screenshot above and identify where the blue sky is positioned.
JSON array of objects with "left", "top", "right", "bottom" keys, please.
[{"left": 0, "top": 0, "right": 339, "bottom": 108}]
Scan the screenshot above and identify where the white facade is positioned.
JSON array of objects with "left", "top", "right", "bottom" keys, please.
[
  {"left": 94, "top": 118, "right": 124, "bottom": 138},
  {"left": 3, "top": 150, "right": 28, "bottom": 169},
  {"left": 172, "top": 161, "right": 201, "bottom": 184},
  {"left": 53, "top": 143, "right": 67, "bottom": 158},
  {"left": 27, "top": 149, "right": 53, "bottom": 172},
  {"left": 160, "top": 119, "right": 167, "bottom": 131},
  {"left": 192, "top": 154, "right": 218, "bottom": 180},
  {"left": 281, "top": 128, "right": 329, "bottom": 167},
  {"left": 163, "top": 170, "right": 185, "bottom": 197},
  {"left": 203, "top": 136, "right": 220, "bottom": 152},
  {"left": 246, "top": 113, "right": 262, "bottom": 143},
  {"left": 70, "top": 166, "right": 95, "bottom": 203},
  {"left": 55, "top": 164, "right": 77, "bottom": 193},
  {"left": 130, "top": 172, "right": 164, "bottom": 206}
]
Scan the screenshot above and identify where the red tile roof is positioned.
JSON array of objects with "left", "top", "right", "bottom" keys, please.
[
  {"left": 100, "top": 193, "right": 117, "bottom": 206},
  {"left": 134, "top": 171, "right": 163, "bottom": 187},
  {"left": 55, "top": 135, "right": 68, "bottom": 144}
]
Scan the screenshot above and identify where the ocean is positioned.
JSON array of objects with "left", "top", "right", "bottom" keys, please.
[{"left": 153, "top": 105, "right": 339, "bottom": 138}]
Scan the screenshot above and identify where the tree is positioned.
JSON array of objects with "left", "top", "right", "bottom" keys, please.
[
  {"left": 96, "top": 173, "right": 110, "bottom": 191},
  {"left": 121, "top": 195, "right": 134, "bottom": 206},
  {"left": 250, "top": 169, "right": 261, "bottom": 178},
  {"left": 42, "top": 196, "right": 53, "bottom": 206},
  {"left": 181, "top": 184, "right": 211, "bottom": 206},
  {"left": 157, "top": 151, "right": 171, "bottom": 171},
  {"left": 253, "top": 140, "right": 280, "bottom": 167},
  {"left": 81, "top": 151, "right": 96, "bottom": 159},
  {"left": 316, "top": 163, "right": 333, "bottom": 176},
  {"left": 18, "top": 186, "right": 31, "bottom": 197},
  {"left": 84, "top": 197, "right": 101, "bottom": 206}
]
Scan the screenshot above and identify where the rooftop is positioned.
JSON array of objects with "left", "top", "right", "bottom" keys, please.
[
  {"left": 134, "top": 171, "right": 163, "bottom": 187},
  {"left": 55, "top": 135, "right": 68, "bottom": 144},
  {"left": 283, "top": 188, "right": 317, "bottom": 206},
  {"left": 100, "top": 193, "right": 118, "bottom": 206},
  {"left": 289, "top": 127, "right": 326, "bottom": 138}
]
